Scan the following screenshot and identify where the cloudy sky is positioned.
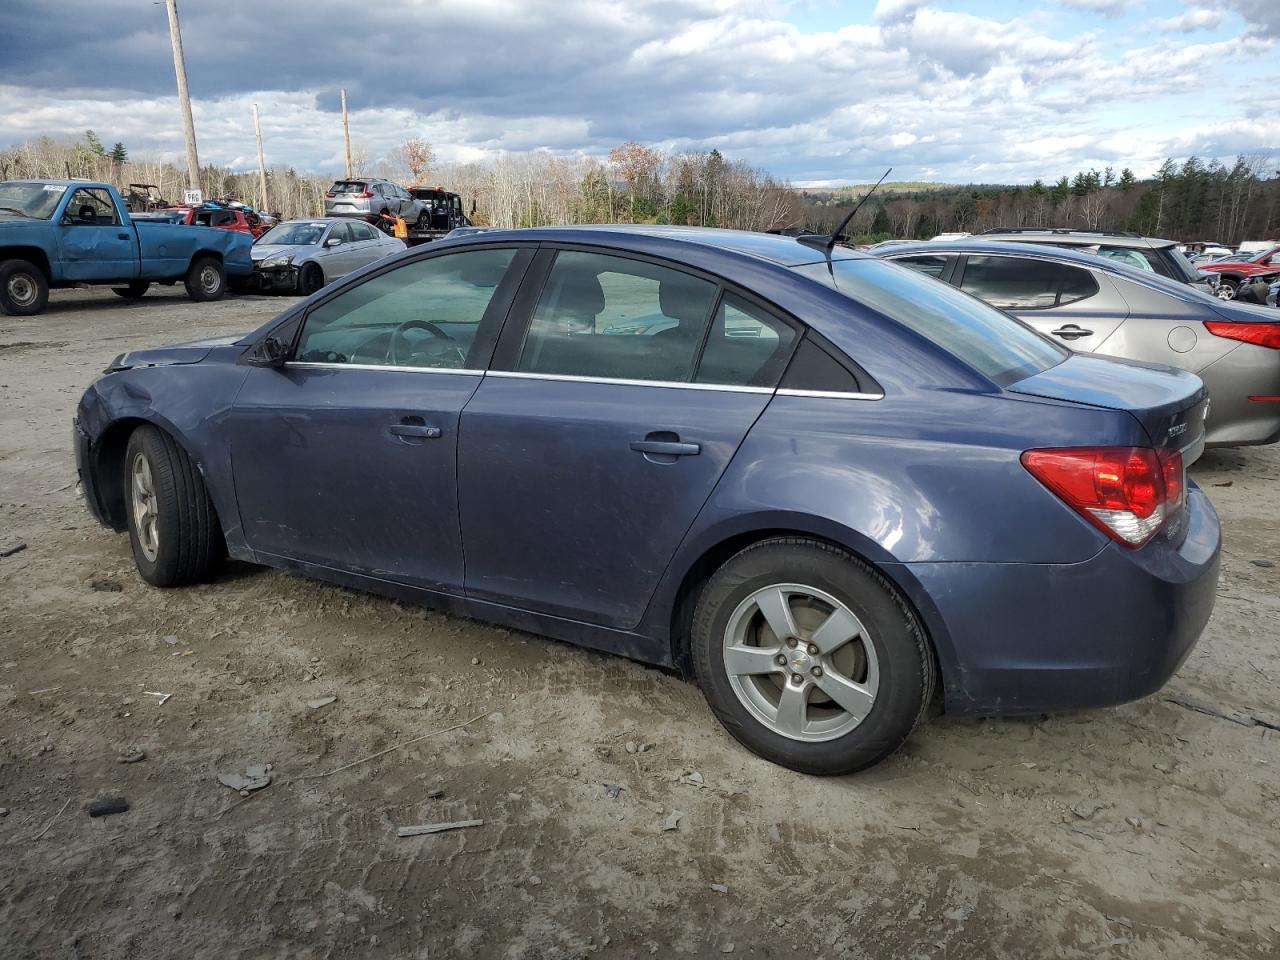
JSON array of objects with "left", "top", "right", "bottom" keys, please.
[{"left": 0, "top": 0, "right": 1276, "bottom": 185}]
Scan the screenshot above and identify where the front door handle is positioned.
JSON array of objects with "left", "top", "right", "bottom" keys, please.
[
  {"left": 1051, "top": 324, "right": 1093, "bottom": 340},
  {"left": 118, "top": 232, "right": 130, "bottom": 240},
  {"left": 388, "top": 417, "right": 441, "bottom": 441},
  {"left": 630, "top": 440, "right": 700, "bottom": 457}
]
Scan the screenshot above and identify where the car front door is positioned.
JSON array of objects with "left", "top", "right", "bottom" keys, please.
[
  {"left": 228, "top": 246, "right": 532, "bottom": 593},
  {"left": 56, "top": 187, "right": 138, "bottom": 282},
  {"left": 457, "top": 247, "right": 799, "bottom": 629},
  {"left": 954, "top": 253, "right": 1127, "bottom": 353},
  {"left": 318, "top": 221, "right": 361, "bottom": 277}
]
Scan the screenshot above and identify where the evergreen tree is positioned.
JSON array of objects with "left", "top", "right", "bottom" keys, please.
[
  {"left": 1118, "top": 168, "right": 1136, "bottom": 192},
  {"left": 110, "top": 142, "right": 127, "bottom": 166},
  {"left": 870, "top": 204, "right": 890, "bottom": 235},
  {"left": 83, "top": 130, "right": 105, "bottom": 156}
]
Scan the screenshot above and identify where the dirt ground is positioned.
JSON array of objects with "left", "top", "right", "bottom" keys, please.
[{"left": 1, "top": 285, "right": 1278, "bottom": 960}]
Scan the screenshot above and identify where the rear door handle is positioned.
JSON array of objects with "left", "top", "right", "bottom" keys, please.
[
  {"left": 630, "top": 440, "right": 700, "bottom": 457},
  {"left": 1051, "top": 324, "right": 1093, "bottom": 340},
  {"left": 388, "top": 417, "right": 441, "bottom": 441}
]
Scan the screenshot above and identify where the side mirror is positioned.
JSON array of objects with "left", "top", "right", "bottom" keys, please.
[
  {"left": 244, "top": 335, "right": 289, "bottom": 368},
  {"left": 324, "top": 236, "right": 343, "bottom": 247}
]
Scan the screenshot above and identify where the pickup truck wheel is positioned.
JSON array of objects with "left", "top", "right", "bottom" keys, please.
[
  {"left": 112, "top": 281, "right": 151, "bottom": 299},
  {"left": 185, "top": 256, "right": 225, "bottom": 302},
  {"left": 0, "top": 259, "right": 49, "bottom": 316},
  {"left": 124, "top": 425, "right": 224, "bottom": 587}
]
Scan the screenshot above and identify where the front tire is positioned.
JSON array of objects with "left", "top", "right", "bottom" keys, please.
[
  {"left": 124, "top": 425, "right": 224, "bottom": 587},
  {"left": 1215, "top": 278, "right": 1239, "bottom": 301},
  {"left": 0, "top": 259, "right": 49, "bottom": 316},
  {"left": 298, "top": 262, "right": 324, "bottom": 296},
  {"left": 690, "top": 538, "right": 934, "bottom": 775},
  {"left": 112, "top": 280, "right": 151, "bottom": 299},
  {"left": 184, "top": 256, "right": 226, "bottom": 302}
]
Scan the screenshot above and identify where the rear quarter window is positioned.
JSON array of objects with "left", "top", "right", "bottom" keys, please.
[{"left": 797, "top": 258, "right": 1066, "bottom": 387}]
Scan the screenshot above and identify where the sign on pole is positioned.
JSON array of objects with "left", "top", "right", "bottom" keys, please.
[{"left": 183, "top": 188, "right": 203, "bottom": 205}]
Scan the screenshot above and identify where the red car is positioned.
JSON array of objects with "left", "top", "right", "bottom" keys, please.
[
  {"left": 165, "top": 205, "right": 267, "bottom": 239},
  {"left": 1197, "top": 245, "right": 1280, "bottom": 299}
]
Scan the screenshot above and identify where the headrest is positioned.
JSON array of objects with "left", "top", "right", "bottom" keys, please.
[
  {"left": 555, "top": 270, "right": 605, "bottom": 318},
  {"left": 659, "top": 275, "right": 711, "bottom": 326}
]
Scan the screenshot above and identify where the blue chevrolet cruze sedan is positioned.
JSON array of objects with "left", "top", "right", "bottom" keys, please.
[{"left": 74, "top": 226, "right": 1221, "bottom": 774}]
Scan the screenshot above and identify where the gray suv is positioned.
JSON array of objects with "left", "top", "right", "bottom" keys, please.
[
  {"left": 974, "top": 229, "right": 1214, "bottom": 294},
  {"left": 875, "top": 240, "right": 1280, "bottom": 447},
  {"left": 323, "top": 179, "right": 425, "bottom": 224}
]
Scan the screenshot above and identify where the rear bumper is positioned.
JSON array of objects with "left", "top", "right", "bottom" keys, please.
[
  {"left": 906, "top": 486, "right": 1220, "bottom": 715},
  {"left": 1197, "top": 343, "right": 1280, "bottom": 446}
]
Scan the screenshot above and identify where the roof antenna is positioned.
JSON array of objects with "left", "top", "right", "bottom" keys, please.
[{"left": 797, "top": 167, "right": 892, "bottom": 254}]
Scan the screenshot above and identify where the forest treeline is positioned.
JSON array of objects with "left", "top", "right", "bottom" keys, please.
[{"left": 2, "top": 132, "right": 1276, "bottom": 243}]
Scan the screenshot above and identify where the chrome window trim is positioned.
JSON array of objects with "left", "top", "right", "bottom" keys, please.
[
  {"left": 486, "top": 369, "right": 773, "bottom": 394},
  {"left": 285, "top": 361, "right": 483, "bottom": 375},
  {"left": 776, "top": 388, "right": 884, "bottom": 401}
]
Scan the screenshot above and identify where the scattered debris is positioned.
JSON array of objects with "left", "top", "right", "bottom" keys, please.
[
  {"left": 680, "top": 771, "right": 705, "bottom": 787},
  {"left": 638, "top": 743, "right": 653, "bottom": 753},
  {"left": 85, "top": 796, "right": 129, "bottom": 818},
  {"left": 307, "top": 696, "right": 337, "bottom": 710},
  {"left": 1212, "top": 480, "right": 1232, "bottom": 487},
  {"left": 471, "top": 657, "right": 481, "bottom": 666},
  {"left": 1251, "top": 559, "right": 1275, "bottom": 568},
  {"left": 427, "top": 788, "right": 445, "bottom": 799},
  {"left": 298, "top": 713, "right": 489, "bottom": 780},
  {"left": 1125, "top": 816, "right": 1143, "bottom": 830},
  {"left": 396, "top": 819, "right": 484, "bottom": 838},
  {"left": 0, "top": 807, "right": 9, "bottom": 817},
  {"left": 217, "top": 765, "right": 273, "bottom": 795},
  {"left": 662, "top": 810, "right": 685, "bottom": 832},
  {"left": 710, "top": 883, "right": 729, "bottom": 894},
  {"left": 603, "top": 783, "right": 623, "bottom": 799},
  {"left": 721, "top": 943, "right": 735, "bottom": 954},
  {"left": 0, "top": 541, "right": 27, "bottom": 558},
  {"left": 1164, "top": 693, "right": 1280, "bottom": 731},
  {"left": 142, "top": 691, "right": 172, "bottom": 706},
  {"left": 527, "top": 875, "right": 542, "bottom": 886},
  {"left": 89, "top": 579, "right": 122, "bottom": 592},
  {"left": 1072, "top": 800, "right": 1107, "bottom": 821},
  {"left": 625, "top": 741, "right": 637, "bottom": 754},
  {"left": 162, "top": 635, "right": 179, "bottom": 645},
  {"left": 118, "top": 747, "right": 146, "bottom": 764},
  {"left": 29, "top": 798, "right": 70, "bottom": 840}
]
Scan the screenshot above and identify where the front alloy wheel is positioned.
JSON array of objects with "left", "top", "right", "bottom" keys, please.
[{"left": 130, "top": 450, "right": 160, "bottom": 562}]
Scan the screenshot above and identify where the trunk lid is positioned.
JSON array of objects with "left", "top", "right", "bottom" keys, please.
[{"left": 1008, "top": 354, "right": 1209, "bottom": 459}]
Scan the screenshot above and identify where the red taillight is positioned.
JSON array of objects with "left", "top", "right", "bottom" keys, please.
[
  {"left": 1021, "top": 446, "right": 1184, "bottom": 547},
  {"left": 355, "top": 191, "right": 373, "bottom": 199},
  {"left": 1204, "top": 321, "right": 1280, "bottom": 349},
  {"left": 324, "top": 191, "right": 335, "bottom": 198}
]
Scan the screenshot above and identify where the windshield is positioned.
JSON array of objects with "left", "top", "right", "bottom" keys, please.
[
  {"left": 797, "top": 258, "right": 1067, "bottom": 386},
  {"left": 257, "top": 222, "right": 326, "bottom": 246},
  {"left": 1251, "top": 248, "right": 1280, "bottom": 263},
  {"left": 0, "top": 181, "right": 65, "bottom": 219}
]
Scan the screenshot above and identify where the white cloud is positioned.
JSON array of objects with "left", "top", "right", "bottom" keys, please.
[
  {"left": 1158, "top": 9, "right": 1225, "bottom": 32},
  {"left": 1058, "top": 0, "right": 1136, "bottom": 15}
]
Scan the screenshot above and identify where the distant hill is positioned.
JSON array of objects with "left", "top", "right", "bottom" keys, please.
[{"left": 796, "top": 181, "right": 962, "bottom": 202}]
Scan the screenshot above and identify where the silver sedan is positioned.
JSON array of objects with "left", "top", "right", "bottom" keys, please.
[
  {"left": 875, "top": 240, "right": 1280, "bottom": 447},
  {"left": 249, "top": 218, "right": 405, "bottom": 295}
]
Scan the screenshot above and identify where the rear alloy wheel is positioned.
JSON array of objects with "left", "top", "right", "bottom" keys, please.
[
  {"left": 1215, "top": 278, "right": 1239, "bottom": 301},
  {"left": 111, "top": 280, "right": 151, "bottom": 299},
  {"left": 184, "top": 255, "right": 226, "bottom": 302},
  {"left": 691, "top": 538, "right": 934, "bottom": 775},
  {"left": 0, "top": 258, "right": 49, "bottom": 316},
  {"left": 298, "top": 262, "right": 324, "bottom": 296},
  {"left": 124, "top": 425, "right": 224, "bottom": 587}
]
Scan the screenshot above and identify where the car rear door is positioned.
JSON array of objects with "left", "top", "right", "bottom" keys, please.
[
  {"left": 228, "top": 245, "right": 532, "bottom": 593},
  {"left": 457, "top": 246, "right": 799, "bottom": 629},
  {"left": 954, "top": 253, "right": 1128, "bottom": 353}
]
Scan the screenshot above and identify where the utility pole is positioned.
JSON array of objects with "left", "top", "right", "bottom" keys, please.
[
  {"left": 341, "top": 88, "right": 353, "bottom": 178},
  {"left": 252, "top": 103, "right": 268, "bottom": 212},
  {"left": 163, "top": 0, "right": 201, "bottom": 193}
]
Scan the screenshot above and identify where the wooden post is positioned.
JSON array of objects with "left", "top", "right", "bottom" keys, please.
[
  {"left": 253, "top": 103, "right": 268, "bottom": 212},
  {"left": 341, "top": 89, "right": 353, "bottom": 178},
  {"left": 163, "top": 0, "right": 201, "bottom": 193}
]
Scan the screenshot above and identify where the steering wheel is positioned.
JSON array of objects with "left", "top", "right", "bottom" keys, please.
[{"left": 389, "top": 318, "right": 454, "bottom": 366}]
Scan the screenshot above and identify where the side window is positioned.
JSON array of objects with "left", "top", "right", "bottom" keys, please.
[
  {"left": 959, "top": 256, "right": 1098, "bottom": 310},
  {"left": 1093, "top": 246, "right": 1155, "bottom": 272},
  {"left": 294, "top": 249, "right": 517, "bottom": 369},
  {"left": 517, "top": 251, "right": 717, "bottom": 383},
  {"left": 328, "top": 221, "right": 353, "bottom": 243},
  {"left": 892, "top": 254, "right": 949, "bottom": 279},
  {"left": 65, "top": 188, "right": 119, "bottom": 226},
  {"left": 695, "top": 293, "right": 797, "bottom": 387},
  {"left": 349, "top": 221, "right": 376, "bottom": 241}
]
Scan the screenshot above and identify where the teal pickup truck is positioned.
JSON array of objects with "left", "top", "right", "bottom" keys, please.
[{"left": 0, "top": 179, "right": 253, "bottom": 316}]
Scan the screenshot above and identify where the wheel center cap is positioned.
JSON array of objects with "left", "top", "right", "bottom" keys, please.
[{"left": 788, "top": 645, "right": 811, "bottom": 671}]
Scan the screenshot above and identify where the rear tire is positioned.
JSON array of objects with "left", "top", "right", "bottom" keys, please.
[
  {"left": 184, "top": 256, "right": 225, "bottom": 302},
  {"left": 298, "top": 262, "right": 324, "bottom": 296},
  {"left": 0, "top": 259, "right": 49, "bottom": 316},
  {"left": 123, "top": 425, "right": 224, "bottom": 587},
  {"left": 112, "top": 280, "right": 150, "bottom": 299},
  {"left": 690, "top": 538, "right": 935, "bottom": 775}
]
